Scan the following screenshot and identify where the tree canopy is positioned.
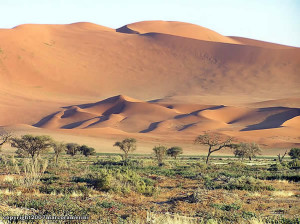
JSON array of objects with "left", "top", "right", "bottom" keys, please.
[
  {"left": 80, "top": 145, "right": 96, "bottom": 157},
  {"left": 288, "top": 148, "right": 300, "bottom": 160},
  {"left": 113, "top": 138, "right": 137, "bottom": 160},
  {"left": 195, "top": 132, "right": 233, "bottom": 164},
  {"left": 153, "top": 145, "right": 168, "bottom": 166},
  {"left": 167, "top": 146, "right": 183, "bottom": 159},
  {"left": 11, "top": 135, "right": 53, "bottom": 160},
  {"left": 65, "top": 143, "right": 81, "bottom": 156}
]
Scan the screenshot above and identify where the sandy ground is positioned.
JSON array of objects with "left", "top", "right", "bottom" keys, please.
[{"left": 0, "top": 21, "right": 299, "bottom": 154}]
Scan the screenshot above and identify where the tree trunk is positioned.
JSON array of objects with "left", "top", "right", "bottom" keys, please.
[
  {"left": 206, "top": 152, "right": 211, "bottom": 164},
  {"left": 124, "top": 152, "right": 128, "bottom": 161}
]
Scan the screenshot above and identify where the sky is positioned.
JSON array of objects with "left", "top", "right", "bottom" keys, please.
[{"left": 0, "top": 0, "right": 300, "bottom": 47}]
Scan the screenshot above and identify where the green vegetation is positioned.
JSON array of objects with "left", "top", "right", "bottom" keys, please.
[
  {"left": 80, "top": 145, "right": 96, "bottom": 157},
  {"left": 51, "top": 141, "right": 66, "bottom": 164},
  {"left": 11, "top": 135, "right": 53, "bottom": 160},
  {"left": 153, "top": 145, "right": 168, "bottom": 166},
  {"left": 0, "top": 131, "right": 299, "bottom": 223},
  {"left": 65, "top": 143, "right": 80, "bottom": 156},
  {"left": 167, "top": 146, "right": 183, "bottom": 159},
  {"left": 113, "top": 138, "right": 137, "bottom": 160},
  {"left": 233, "top": 142, "right": 261, "bottom": 160},
  {"left": 289, "top": 148, "right": 300, "bottom": 159}
]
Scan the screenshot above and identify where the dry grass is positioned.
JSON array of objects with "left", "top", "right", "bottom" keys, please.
[{"left": 271, "top": 191, "right": 294, "bottom": 197}]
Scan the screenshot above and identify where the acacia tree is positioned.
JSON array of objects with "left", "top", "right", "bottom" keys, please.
[
  {"left": 195, "top": 133, "right": 233, "bottom": 164},
  {"left": 288, "top": 148, "right": 300, "bottom": 159},
  {"left": 11, "top": 135, "right": 53, "bottom": 161},
  {"left": 233, "top": 142, "right": 261, "bottom": 161},
  {"left": 232, "top": 143, "right": 247, "bottom": 160},
  {"left": 80, "top": 145, "right": 96, "bottom": 157},
  {"left": 65, "top": 143, "right": 80, "bottom": 156},
  {"left": 51, "top": 141, "right": 66, "bottom": 164},
  {"left": 113, "top": 138, "right": 137, "bottom": 160},
  {"left": 244, "top": 142, "right": 261, "bottom": 161},
  {"left": 167, "top": 146, "right": 183, "bottom": 159},
  {"left": 0, "top": 128, "right": 11, "bottom": 152},
  {"left": 153, "top": 145, "right": 168, "bottom": 166}
]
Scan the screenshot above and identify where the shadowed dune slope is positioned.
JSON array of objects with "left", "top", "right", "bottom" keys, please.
[{"left": 33, "top": 95, "right": 300, "bottom": 147}]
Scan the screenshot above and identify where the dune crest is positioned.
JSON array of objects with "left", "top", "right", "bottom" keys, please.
[{"left": 117, "top": 20, "right": 241, "bottom": 44}]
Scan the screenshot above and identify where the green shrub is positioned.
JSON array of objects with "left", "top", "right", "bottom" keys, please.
[
  {"left": 74, "top": 168, "right": 157, "bottom": 196},
  {"left": 226, "top": 176, "right": 275, "bottom": 191},
  {"left": 96, "top": 200, "right": 123, "bottom": 209},
  {"left": 211, "top": 203, "right": 241, "bottom": 211},
  {"left": 288, "top": 159, "right": 300, "bottom": 169},
  {"left": 87, "top": 170, "right": 111, "bottom": 191},
  {"left": 204, "top": 175, "right": 275, "bottom": 191},
  {"left": 228, "top": 161, "right": 247, "bottom": 169},
  {"left": 288, "top": 148, "right": 300, "bottom": 159},
  {"left": 268, "top": 163, "right": 287, "bottom": 171}
]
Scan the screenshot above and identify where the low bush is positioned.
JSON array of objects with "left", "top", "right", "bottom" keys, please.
[
  {"left": 211, "top": 203, "right": 241, "bottom": 211},
  {"left": 268, "top": 163, "right": 288, "bottom": 171},
  {"left": 74, "top": 168, "right": 157, "bottom": 196},
  {"left": 288, "top": 159, "right": 300, "bottom": 169},
  {"left": 204, "top": 175, "right": 275, "bottom": 191}
]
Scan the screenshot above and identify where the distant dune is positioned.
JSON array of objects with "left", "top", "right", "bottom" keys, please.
[
  {"left": 0, "top": 21, "right": 299, "bottom": 149},
  {"left": 32, "top": 95, "right": 300, "bottom": 148},
  {"left": 117, "top": 20, "right": 241, "bottom": 44}
]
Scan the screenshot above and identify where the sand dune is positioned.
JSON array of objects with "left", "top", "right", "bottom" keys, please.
[
  {"left": 117, "top": 20, "right": 241, "bottom": 44},
  {"left": 0, "top": 21, "right": 299, "bottom": 149},
  {"left": 229, "top": 36, "right": 294, "bottom": 49},
  {"left": 31, "top": 95, "right": 300, "bottom": 147}
]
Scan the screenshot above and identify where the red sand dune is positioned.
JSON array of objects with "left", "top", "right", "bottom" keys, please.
[
  {"left": 117, "top": 20, "right": 241, "bottom": 44},
  {"left": 0, "top": 21, "right": 299, "bottom": 150},
  {"left": 32, "top": 95, "right": 300, "bottom": 148}
]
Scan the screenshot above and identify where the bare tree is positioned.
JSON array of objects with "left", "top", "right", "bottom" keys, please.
[
  {"left": 113, "top": 138, "right": 137, "bottom": 160},
  {"left": 195, "top": 132, "right": 233, "bottom": 164},
  {"left": 277, "top": 150, "right": 288, "bottom": 164},
  {"left": 0, "top": 128, "right": 12, "bottom": 151}
]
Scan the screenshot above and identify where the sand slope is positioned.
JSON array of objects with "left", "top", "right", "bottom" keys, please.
[
  {"left": 32, "top": 95, "right": 300, "bottom": 148},
  {"left": 0, "top": 21, "right": 299, "bottom": 149},
  {"left": 117, "top": 20, "right": 241, "bottom": 44}
]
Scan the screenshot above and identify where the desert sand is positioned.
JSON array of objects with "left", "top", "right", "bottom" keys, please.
[{"left": 0, "top": 21, "right": 299, "bottom": 154}]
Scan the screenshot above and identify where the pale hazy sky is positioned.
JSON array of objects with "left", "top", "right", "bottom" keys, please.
[{"left": 1, "top": 0, "right": 299, "bottom": 47}]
